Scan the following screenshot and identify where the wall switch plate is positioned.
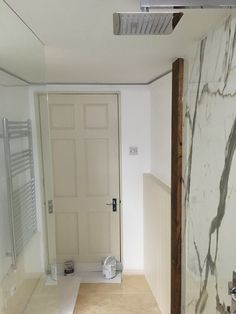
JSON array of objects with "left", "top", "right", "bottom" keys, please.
[{"left": 129, "top": 146, "right": 138, "bottom": 155}]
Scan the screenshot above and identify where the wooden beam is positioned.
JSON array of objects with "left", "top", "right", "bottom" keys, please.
[{"left": 171, "top": 58, "right": 184, "bottom": 314}]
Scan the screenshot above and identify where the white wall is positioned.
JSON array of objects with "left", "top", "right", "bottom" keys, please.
[
  {"left": 120, "top": 87, "right": 150, "bottom": 271},
  {"left": 144, "top": 74, "right": 172, "bottom": 313},
  {"left": 0, "top": 78, "right": 169, "bottom": 280},
  {"left": 143, "top": 174, "right": 171, "bottom": 314},
  {"left": 150, "top": 73, "right": 172, "bottom": 187},
  {"left": 31, "top": 84, "right": 151, "bottom": 271}
]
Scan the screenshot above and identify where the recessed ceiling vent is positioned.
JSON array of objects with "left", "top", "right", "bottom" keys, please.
[{"left": 113, "top": 12, "right": 183, "bottom": 35}]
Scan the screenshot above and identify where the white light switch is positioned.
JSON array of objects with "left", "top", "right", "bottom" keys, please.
[{"left": 129, "top": 146, "right": 138, "bottom": 155}]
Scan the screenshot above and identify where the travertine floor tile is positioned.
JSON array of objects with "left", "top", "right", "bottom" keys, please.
[{"left": 74, "top": 275, "right": 161, "bottom": 314}]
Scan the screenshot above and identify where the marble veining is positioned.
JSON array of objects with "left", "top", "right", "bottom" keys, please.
[{"left": 183, "top": 16, "right": 236, "bottom": 314}]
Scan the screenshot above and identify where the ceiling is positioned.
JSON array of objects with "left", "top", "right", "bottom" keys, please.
[
  {"left": 0, "top": 70, "right": 28, "bottom": 86},
  {"left": 5, "top": 0, "right": 233, "bottom": 84}
]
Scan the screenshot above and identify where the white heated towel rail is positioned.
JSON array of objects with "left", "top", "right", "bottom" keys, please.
[{"left": 2, "top": 118, "right": 37, "bottom": 268}]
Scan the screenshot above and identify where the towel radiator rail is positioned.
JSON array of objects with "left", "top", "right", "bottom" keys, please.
[{"left": 2, "top": 118, "right": 37, "bottom": 268}]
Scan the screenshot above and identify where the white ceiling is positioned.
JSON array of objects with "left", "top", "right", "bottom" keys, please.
[
  {"left": 0, "top": 70, "right": 28, "bottom": 86},
  {"left": 6, "top": 0, "right": 233, "bottom": 84}
]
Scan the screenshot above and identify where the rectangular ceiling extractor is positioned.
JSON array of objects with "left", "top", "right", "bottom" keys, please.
[
  {"left": 140, "top": 0, "right": 236, "bottom": 9},
  {"left": 113, "top": 12, "right": 183, "bottom": 35}
]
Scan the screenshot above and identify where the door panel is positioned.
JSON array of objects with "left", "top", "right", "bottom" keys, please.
[
  {"left": 52, "top": 139, "right": 77, "bottom": 197},
  {"left": 88, "top": 211, "right": 111, "bottom": 254},
  {"left": 84, "top": 104, "right": 108, "bottom": 129},
  {"left": 40, "top": 94, "right": 120, "bottom": 264},
  {"left": 85, "top": 139, "right": 109, "bottom": 196},
  {"left": 56, "top": 213, "right": 79, "bottom": 255}
]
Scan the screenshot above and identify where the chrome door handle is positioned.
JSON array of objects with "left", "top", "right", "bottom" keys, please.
[
  {"left": 48, "top": 200, "right": 54, "bottom": 214},
  {"left": 106, "top": 198, "right": 117, "bottom": 212}
]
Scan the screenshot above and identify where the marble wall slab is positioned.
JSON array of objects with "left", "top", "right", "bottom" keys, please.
[{"left": 183, "top": 16, "right": 236, "bottom": 314}]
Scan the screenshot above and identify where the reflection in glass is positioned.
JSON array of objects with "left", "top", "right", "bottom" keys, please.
[
  {"left": 0, "top": 0, "right": 45, "bottom": 84},
  {"left": 0, "top": 0, "right": 46, "bottom": 313}
]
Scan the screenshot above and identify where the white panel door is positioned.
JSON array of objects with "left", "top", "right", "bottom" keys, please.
[{"left": 40, "top": 94, "right": 120, "bottom": 263}]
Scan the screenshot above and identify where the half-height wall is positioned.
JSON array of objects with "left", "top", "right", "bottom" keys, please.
[
  {"left": 144, "top": 72, "right": 172, "bottom": 313},
  {"left": 144, "top": 174, "right": 171, "bottom": 314}
]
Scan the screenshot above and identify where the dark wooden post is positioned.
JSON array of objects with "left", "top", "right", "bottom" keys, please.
[{"left": 171, "top": 58, "right": 184, "bottom": 314}]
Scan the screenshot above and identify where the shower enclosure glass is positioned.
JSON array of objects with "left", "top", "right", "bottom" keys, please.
[
  {"left": 0, "top": 2, "right": 80, "bottom": 313},
  {"left": 0, "top": 0, "right": 47, "bottom": 313}
]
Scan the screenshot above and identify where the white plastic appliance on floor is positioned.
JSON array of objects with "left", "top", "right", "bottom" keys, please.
[{"left": 102, "top": 256, "right": 117, "bottom": 279}]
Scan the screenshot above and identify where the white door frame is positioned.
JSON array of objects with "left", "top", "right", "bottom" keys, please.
[{"left": 34, "top": 91, "right": 123, "bottom": 268}]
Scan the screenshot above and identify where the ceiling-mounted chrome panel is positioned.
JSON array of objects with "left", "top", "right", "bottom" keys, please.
[
  {"left": 140, "top": 0, "right": 236, "bottom": 9},
  {"left": 113, "top": 12, "right": 183, "bottom": 35}
]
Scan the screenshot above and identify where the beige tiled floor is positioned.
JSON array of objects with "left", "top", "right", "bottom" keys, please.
[{"left": 74, "top": 275, "right": 161, "bottom": 314}]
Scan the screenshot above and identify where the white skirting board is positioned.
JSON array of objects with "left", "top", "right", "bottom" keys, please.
[
  {"left": 56, "top": 262, "right": 123, "bottom": 274},
  {"left": 79, "top": 271, "right": 122, "bottom": 284},
  {"left": 56, "top": 262, "right": 122, "bottom": 283}
]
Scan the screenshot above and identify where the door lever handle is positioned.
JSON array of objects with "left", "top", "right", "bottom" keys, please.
[
  {"left": 48, "top": 200, "right": 54, "bottom": 214},
  {"left": 106, "top": 198, "right": 117, "bottom": 212}
]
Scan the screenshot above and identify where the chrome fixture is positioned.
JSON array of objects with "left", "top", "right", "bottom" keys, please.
[
  {"left": 113, "top": 0, "right": 236, "bottom": 36},
  {"left": 106, "top": 198, "right": 117, "bottom": 212},
  {"left": 140, "top": 0, "right": 236, "bottom": 10},
  {"left": 228, "top": 272, "right": 236, "bottom": 313},
  {"left": 2, "top": 118, "right": 37, "bottom": 268},
  {"left": 113, "top": 12, "right": 183, "bottom": 35}
]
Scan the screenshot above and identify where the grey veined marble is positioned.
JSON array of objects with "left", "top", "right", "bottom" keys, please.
[{"left": 183, "top": 16, "right": 236, "bottom": 314}]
